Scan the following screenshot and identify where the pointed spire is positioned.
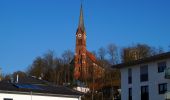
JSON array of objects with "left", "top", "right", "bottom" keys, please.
[{"left": 78, "top": 4, "right": 85, "bottom": 32}]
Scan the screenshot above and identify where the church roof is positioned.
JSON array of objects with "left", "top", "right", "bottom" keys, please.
[
  {"left": 86, "top": 50, "right": 97, "bottom": 63},
  {"left": 78, "top": 4, "right": 85, "bottom": 32}
]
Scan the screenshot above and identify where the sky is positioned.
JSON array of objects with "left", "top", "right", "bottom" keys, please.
[{"left": 0, "top": 0, "right": 170, "bottom": 74}]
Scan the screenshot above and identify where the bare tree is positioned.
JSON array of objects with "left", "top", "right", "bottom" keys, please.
[
  {"left": 148, "top": 46, "right": 164, "bottom": 56},
  {"left": 27, "top": 57, "right": 45, "bottom": 78},
  {"left": 43, "top": 50, "right": 55, "bottom": 69},
  {"left": 62, "top": 50, "right": 74, "bottom": 64},
  {"left": 121, "top": 44, "right": 152, "bottom": 62},
  {"left": 157, "top": 46, "right": 164, "bottom": 54},
  {"left": 62, "top": 50, "right": 74, "bottom": 84},
  {"left": 0, "top": 68, "right": 2, "bottom": 81},
  {"left": 98, "top": 47, "right": 107, "bottom": 60},
  {"left": 27, "top": 50, "right": 74, "bottom": 85},
  {"left": 91, "top": 50, "right": 97, "bottom": 58},
  {"left": 107, "top": 43, "right": 119, "bottom": 65}
]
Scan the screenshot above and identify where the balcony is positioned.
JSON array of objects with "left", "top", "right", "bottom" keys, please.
[{"left": 165, "top": 68, "right": 170, "bottom": 79}]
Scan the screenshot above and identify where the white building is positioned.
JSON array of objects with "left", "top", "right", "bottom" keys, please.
[
  {"left": 113, "top": 52, "right": 170, "bottom": 100},
  {"left": 0, "top": 91, "right": 81, "bottom": 100},
  {"left": 74, "top": 86, "right": 90, "bottom": 93},
  {"left": 0, "top": 76, "right": 82, "bottom": 100}
]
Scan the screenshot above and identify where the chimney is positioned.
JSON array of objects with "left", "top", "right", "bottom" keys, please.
[
  {"left": 16, "top": 74, "right": 19, "bottom": 83},
  {"left": 0, "top": 68, "right": 2, "bottom": 81}
]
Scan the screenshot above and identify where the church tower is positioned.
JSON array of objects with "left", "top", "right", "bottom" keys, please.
[
  {"left": 73, "top": 4, "right": 105, "bottom": 90},
  {"left": 74, "top": 4, "right": 87, "bottom": 80}
]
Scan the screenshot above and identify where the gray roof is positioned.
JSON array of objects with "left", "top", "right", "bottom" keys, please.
[{"left": 0, "top": 76, "right": 83, "bottom": 97}]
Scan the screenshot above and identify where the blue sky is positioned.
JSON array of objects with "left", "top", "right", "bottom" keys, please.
[{"left": 0, "top": 0, "right": 170, "bottom": 74}]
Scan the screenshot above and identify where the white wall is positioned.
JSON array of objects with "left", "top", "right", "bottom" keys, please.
[
  {"left": 167, "top": 59, "right": 170, "bottom": 92},
  {"left": 120, "top": 58, "right": 170, "bottom": 100},
  {"left": 120, "top": 68, "right": 128, "bottom": 100},
  {"left": 0, "top": 93, "right": 80, "bottom": 100},
  {"left": 132, "top": 65, "right": 140, "bottom": 100}
]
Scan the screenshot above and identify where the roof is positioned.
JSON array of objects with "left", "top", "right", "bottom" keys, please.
[
  {"left": 86, "top": 50, "right": 97, "bottom": 63},
  {"left": 0, "top": 76, "right": 83, "bottom": 97},
  {"left": 112, "top": 52, "right": 170, "bottom": 68},
  {"left": 78, "top": 4, "right": 85, "bottom": 32}
]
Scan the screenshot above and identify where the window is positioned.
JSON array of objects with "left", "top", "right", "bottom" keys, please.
[
  {"left": 4, "top": 99, "right": 13, "bottom": 100},
  {"left": 141, "top": 86, "right": 149, "bottom": 100},
  {"left": 158, "top": 83, "right": 167, "bottom": 94},
  {"left": 158, "top": 61, "right": 166, "bottom": 73},
  {"left": 140, "top": 65, "right": 148, "bottom": 82},
  {"left": 129, "top": 88, "right": 132, "bottom": 100},
  {"left": 128, "top": 68, "right": 132, "bottom": 84}
]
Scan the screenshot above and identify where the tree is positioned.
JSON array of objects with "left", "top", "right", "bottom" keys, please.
[
  {"left": 12, "top": 71, "right": 27, "bottom": 82},
  {"left": 61, "top": 50, "right": 74, "bottom": 84},
  {"left": 27, "top": 50, "right": 56, "bottom": 82},
  {"left": 121, "top": 44, "right": 151, "bottom": 62},
  {"left": 91, "top": 50, "right": 97, "bottom": 58},
  {"left": 26, "top": 50, "right": 75, "bottom": 85},
  {"left": 3, "top": 74, "right": 11, "bottom": 81},
  {"left": 27, "top": 57, "right": 46, "bottom": 78},
  {"left": 107, "top": 43, "right": 119, "bottom": 65},
  {"left": 157, "top": 46, "right": 164, "bottom": 54},
  {"left": 98, "top": 47, "right": 107, "bottom": 60},
  {"left": 0, "top": 68, "right": 2, "bottom": 81},
  {"left": 62, "top": 50, "right": 74, "bottom": 64}
]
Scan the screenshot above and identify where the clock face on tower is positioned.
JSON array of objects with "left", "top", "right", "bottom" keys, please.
[{"left": 78, "top": 34, "right": 82, "bottom": 38}]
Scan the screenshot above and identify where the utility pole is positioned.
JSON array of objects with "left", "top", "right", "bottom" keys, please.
[
  {"left": 0, "top": 68, "right": 2, "bottom": 81},
  {"left": 92, "top": 63, "right": 95, "bottom": 100}
]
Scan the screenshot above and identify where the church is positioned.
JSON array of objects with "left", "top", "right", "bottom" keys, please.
[
  {"left": 71, "top": 4, "right": 120, "bottom": 92},
  {"left": 73, "top": 4, "right": 104, "bottom": 82},
  {"left": 72, "top": 5, "right": 120, "bottom": 99}
]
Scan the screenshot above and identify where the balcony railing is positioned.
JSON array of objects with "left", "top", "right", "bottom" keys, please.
[{"left": 165, "top": 68, "right": 170, "bottom": 79}]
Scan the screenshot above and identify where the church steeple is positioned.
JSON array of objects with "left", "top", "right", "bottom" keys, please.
[
  {"left": 74, "top": 3, "right": 87, "bottom": 80},
  {"left": 78, "top": 4, "right": 85, "bottom": 32}
]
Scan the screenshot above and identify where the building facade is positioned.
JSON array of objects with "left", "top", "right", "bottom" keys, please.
[{"left": 113, "top": 52, "right": 170, "bottom": 100}]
